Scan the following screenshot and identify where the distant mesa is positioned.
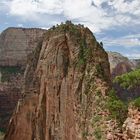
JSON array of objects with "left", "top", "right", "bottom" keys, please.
[{"left": 0, "top": 27, "right": 46, "bottom": 67}]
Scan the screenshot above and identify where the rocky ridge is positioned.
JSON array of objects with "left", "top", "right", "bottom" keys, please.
[{"left": 4, "top": 23, "right": 115, "bottom": 140}]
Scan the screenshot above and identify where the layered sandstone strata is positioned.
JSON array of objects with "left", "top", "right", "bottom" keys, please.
[{"left": 0, "top": 27, "right": 46, "bottom": 66}]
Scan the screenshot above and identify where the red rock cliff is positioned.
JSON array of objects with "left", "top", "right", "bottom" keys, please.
[
  {"left": 5, "top": 23, "right": 111, "bottom": 140},
  {"left": 0, "top": 28, "right": 46, "bottom": 131}
]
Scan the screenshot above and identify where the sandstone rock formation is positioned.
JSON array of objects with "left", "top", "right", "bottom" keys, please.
[
  {"left": 0, "top": 82, "right": 21, "bottom": 131},
  {"left": 108, "top": 52, "right": 130, "bottom": 74},
  {"left": 108, "top": 51, "right": 140, "bottom": 78},
  {"left": 108, "top": 52, "right": 134, "bottom": 77},
  {"left": 111, "top": 61, "right": 133, "bottom": 78},
  {"left": 123, "top": 108, "right": 140, "bottom": 140},
  {"left": 4, "top": 23, "right": 113, "bottom": 140},
  {"left": 0, "top": 27, "right": 46, "bottom": 66},
  {"left": 0, "top": 28, "right": 46, "bottom": 130}
]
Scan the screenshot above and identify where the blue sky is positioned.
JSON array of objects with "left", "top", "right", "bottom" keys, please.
[{"left": 0, "top": 0, "right": 140, "bottom": 59}]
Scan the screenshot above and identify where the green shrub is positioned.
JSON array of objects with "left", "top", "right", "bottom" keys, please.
[
  {"left": 94, "top": 127, "right": 102, "bottom": 140},
  {"left": 82, "top": 131, "right": 88, "bottom": 138},
  {"left": 113, "top": 69, "right": 140, "bottom": 89},
  {"left": 131, "top": 97, "right": 140, "bottom": 108},
  {"left": 95, "top": 64, "right": 107, "bottom": 80},
  {"left": 0, "top": 128, "right": 5, "bottom": 133},
  {"left": 77, "top": 38, "right": 90, "bottom": 67},
  {"left": 0, "top": 66, "right": 23, "bottom": 82},
  {"left": 107, "top": 89, "right": 128, "bottom": 125},
  {"left": 92, "top": 115, "right": 101, "bottom": 124}
]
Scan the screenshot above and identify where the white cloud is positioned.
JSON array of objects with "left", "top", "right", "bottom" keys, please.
[
  {"left": 62, "top": 0, "right": 115, "bottom": 32},
  {"left": 17, "top": 24, "right": 23, "bottom": 27},
  {"left": 1, "top": 0, "right": 140, "bottom": 32},
  {"left": 10, "top": 0, "right": 37, "bottom": 16},
  {"left": 40, "top": 27, "right": 49, "bottom": 30},
  {"left": 8, "top": 0, "right": 63, "bottom": 16},
  {"left": 102, "top": 34, "right": 140, "bottom": 48},
  {"left": 1, "top": 0, "right": 140, "bottom": 58},
  {"left": 110, "top": 0, "right": 140, "bottom": 15},
  {"left": 125, "top": 53, "right": 140, "bottom": 59}
]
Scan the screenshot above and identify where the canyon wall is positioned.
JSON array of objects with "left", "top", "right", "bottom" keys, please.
[
  {"left": 4, "top": 23, "right": 114, "bottom": 140},
  {"left": 0, "top": 28, "right": 46, "bottom": 130}
]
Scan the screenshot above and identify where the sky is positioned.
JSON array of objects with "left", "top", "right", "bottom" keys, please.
[{"left": 0, "top": 0, "right": 140, "bottom": 59}]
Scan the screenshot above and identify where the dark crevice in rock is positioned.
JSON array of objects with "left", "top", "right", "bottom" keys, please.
[{"left": 62, "top": 35, "right": 70, "bottom": 78}]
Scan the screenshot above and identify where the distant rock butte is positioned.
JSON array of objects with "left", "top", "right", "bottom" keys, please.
[
  {"left": 111, "top": 61, "right": 133, "bottom": 78},
  {"left": 108, "top": 52, "right": 140, "bottom": 100},
  {"left": 0, "top": 27, "right": 46, "bottom": 66},
  {"left": 107, "top": 51, "right": 140, "bottom": 77}
]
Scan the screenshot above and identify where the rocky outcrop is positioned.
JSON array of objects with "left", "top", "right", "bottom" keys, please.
[
  {"left": 123, "top": 108, "right": 140, "bottom": 140},
  {"left": 112, "top": 61, "right": 132, "bottom": 78},
  {"left": 0, "top": 27, "right": 46, "bottom": 66},
  {"left": 5, "top": 23, "right": 113, "bottom": 140},
  {"left": 0, "top": 28, "right": 46, "bottom": 131},
  {"left": 108, "top": 51, "right": 130, "bottom": 74},
  {"left": 108, "top": 51, "right": 140, "bottom": 78}
]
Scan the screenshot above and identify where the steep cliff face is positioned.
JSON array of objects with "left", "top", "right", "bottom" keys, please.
[
  {"left": 0, "top": 28, "right": 46, "bottom": 130},
  {"left": 0, "top": 84, "right": 20, "bottom": 130},
  {"left": 0, "top": 27, "right": 46, "bottom": 66},
  {"left": 5, "top": 23, "right": 112, "bottom": 140}
]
